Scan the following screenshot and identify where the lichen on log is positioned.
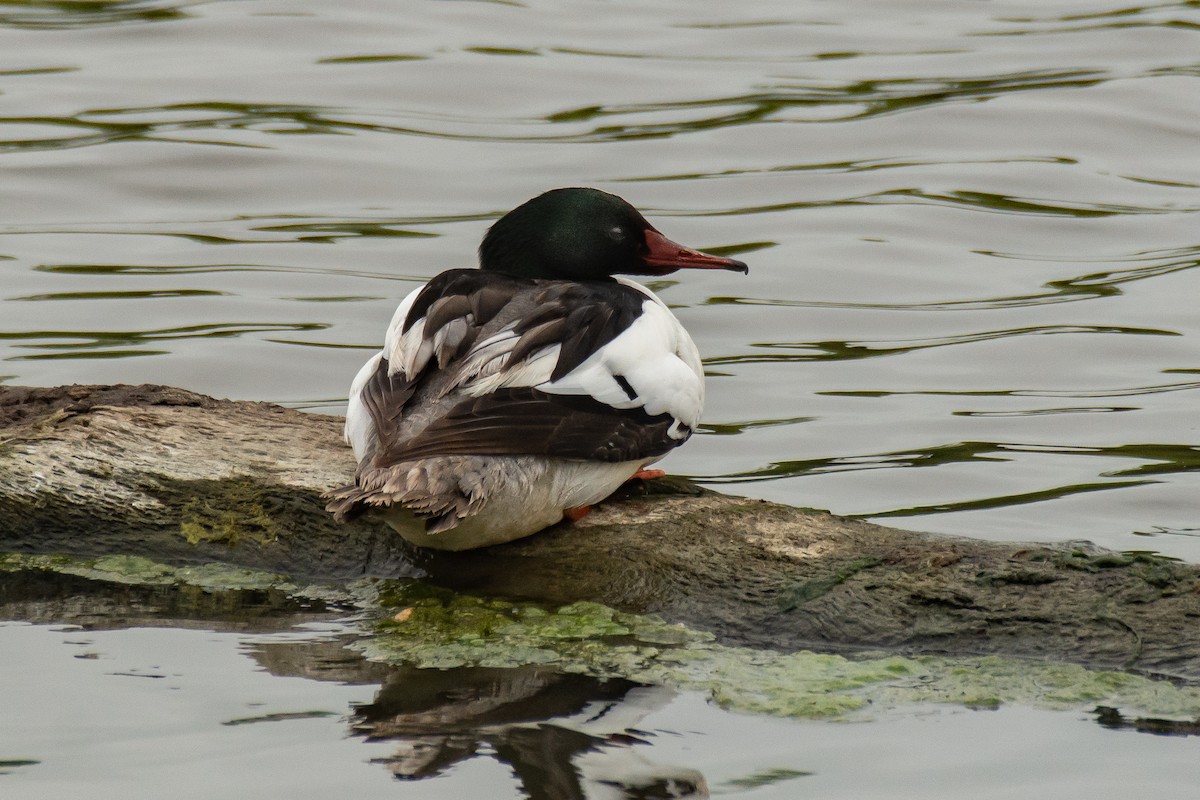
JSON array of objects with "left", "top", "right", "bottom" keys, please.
[{"left": 2, "top": 383, "right": 1200, "bottom": 682}]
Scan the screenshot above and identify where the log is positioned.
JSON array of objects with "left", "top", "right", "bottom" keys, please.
[{"left": 3, "top": 383, "right": 1199, "bottom": 681}]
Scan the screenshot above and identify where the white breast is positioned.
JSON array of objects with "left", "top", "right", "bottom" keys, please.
[{"left": 539, "top": 278, "right": 704, "bottom": 438}]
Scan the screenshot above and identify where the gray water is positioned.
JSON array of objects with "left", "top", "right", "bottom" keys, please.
[{"left": 2, "top": 0, "right": 1199, "bottom": 796}]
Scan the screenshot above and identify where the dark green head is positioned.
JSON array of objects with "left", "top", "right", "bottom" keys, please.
[{"left": 479, "top": 187, "right": 748, "bottom": 281}]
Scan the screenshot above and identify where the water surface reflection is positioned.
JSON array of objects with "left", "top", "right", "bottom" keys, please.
[
  {"left": 354, "top": 667, "right": 707, "bottom": 799},
  {"left": 8, "top": 564, "right": 1200, "bottom": 799}
]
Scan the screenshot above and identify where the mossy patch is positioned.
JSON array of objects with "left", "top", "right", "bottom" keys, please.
[
  {"left": 359, "top": 582, "right": 1200, "bottom": 721},
  {"left": 1036, "top": 549, "right": 1198, "bottom": 595},
  {"left": 0, "top": 552, "right": 315, "bottom": 596},
  {"left": 132, "top": 474, "right": 290, "bottom": 548},
  {"left": 778, "top": 555, "right": 882, "bottom": 610},
  {"left": 977, "top": 569, "right": 1059, "bottom": 587},
  {"left": 8, "top": 551, "right": 1200, "bottom": 723},
  {"left": 365, "top": 583, "right": 707, "bottom": 671},
  {"left": 177, "top": 481, "right": 280, "bottom": 547}
]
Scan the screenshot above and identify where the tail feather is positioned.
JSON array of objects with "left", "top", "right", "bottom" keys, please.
[
  {"left": 323, "top": 484, "right": 370, "bottom": 522},
  {"left": 322, "top": 456, "right": 493, "bottom": 533}
]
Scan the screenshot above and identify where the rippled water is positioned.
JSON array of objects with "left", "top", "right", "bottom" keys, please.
[
  {"left": 9, "top": 618, "right": 1200, "bottom": 800},
  {"left": 3, "top": 0, "right": 1197, "bottom": 561},
  {"left": 5, "top": 575, "right": 1200, "bottom": 800},
  {"left": 2, "top": 0, "right": 1200, "bottom": 796}
]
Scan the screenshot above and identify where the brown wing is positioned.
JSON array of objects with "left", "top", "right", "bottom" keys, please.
[
  {"left": 393, "top": 269, "right": 646, "bottom": 386},
  {"left": 379, "top": 387, "right": 688, "bottom": 464},
  {"left": 359, "top": 270, "right": 662, "bottom": 466},
  {"left": 356, "top": 355, "right": 417, "bottom": 461}
]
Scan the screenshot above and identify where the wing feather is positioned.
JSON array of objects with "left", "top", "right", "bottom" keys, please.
[
  {"left": 350, "top": 271, "right": 702, "bottom": 468},
  {"left": 380, "top": 387, "right": 683, "bottom": 463}
]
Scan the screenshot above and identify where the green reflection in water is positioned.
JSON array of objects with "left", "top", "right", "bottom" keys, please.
[
  {"left": 317, "top": 54, "right": 428, "bottom": 64},
  {"left": 696, "top": 440, "right": 1200, "bottom": 492},
  {"left": 953, "top": 406, "right": 1137, "bottom": 417},
  {"left": 984, "top": 2, "right": 1200, "bottom": 36},
  {"left": 705, "top": 324, "right": 1177, "bottom": 366},
  {"left": 895, "top": 188, "right": 1163, "bottom": 217},
  {"left": 722, "top": 768, "right": 813, "bottom": 790},
  {"left": 677, "top": 19, "right": 796, "bottom": 30},
  {"left": 821, "top": 378, "right": 1200, "bottom": 399},
  {"left": 33, "top": 262, "right": 425, "bottom": 283},
  {"left": 0, "top": 322, "right": 330, "bottom": 359},
  {"left": 625, "top": 154, "right": 1077, "bottom": 183},
  {"left": 708, "top": 245, "right": 1200, "bottom": 310},
  {"left": 0, "top": 0, "right": 187, "bottom": 30},
  {"left": 1000, "top": 4, "right": 1174, "bottom": 24},
  {"left": 543, "top": 68, "right": 1108, "bottom": 136},
  {"left": 699, "top": 416, "right": 815, "bottom": 436},
  {"left": 865, "top": 480, "right": 1153, "bottom": 518},
  {"left": 1100, "top": 444, "right": 1200, "bottom": 478},
  {"left": 464, "top": 46, "right": 540, "bottom": 57},
  {"left": 11, "top": 348, "right": 171, "bottom": 360},
  {"left": 249, "top": 221, "right": 439, "bottom": 243},
  {"left": 697, "top": 240, "right": 776, "bottom": 258},
  {"left": 10, "top": 289, "right": 226, "bottom": 302},
  {"left": 8, "top": 210, "right": 481, "bottom": 248},
  {"left": 690, "top": 189, "right": 1194, "bottom": 219},
  {"left": 33, "top": 262, "right": 310, "bottom": 275},
  {"left": 0, "top": 67, "right": 1130, "bottom": 153},
  {"left": 1134, "top": 525, "right": 1200, "bottom": 539},
  {"left": 283, "top": 296, "right": 382, "bottom": 303},
  {"left": 265, "top": 339, "right": 375, "bottom": 350},
  {"left": 1124, "top": 174, "right": 1200, "bottom": 189},
  {"left": 221, "top": 711, "right": 338, "bottom": 727},
  {"left": 0, "top": 103, "right": 356, "bottom": 154},
  {"left": 0, "top": 66, "right": 77, "bottom": 77}
]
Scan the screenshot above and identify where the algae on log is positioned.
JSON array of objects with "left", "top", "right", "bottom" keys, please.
[
  {"left": 2, "top": 383, "right": 1200, "bottom": 681},
  {"left": 8, "top": 551, "right": 1200, "bottom": 727}
]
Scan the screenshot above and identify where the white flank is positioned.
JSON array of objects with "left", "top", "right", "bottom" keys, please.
[
  {"left": 541, "top": 282, "right": 704, "bottom": 432},
  {"left": 349, "top": 276, "right": 704, "bottom": 458},
  {"left": 344, "top": 351, "right": 383, "bottom": 458}
]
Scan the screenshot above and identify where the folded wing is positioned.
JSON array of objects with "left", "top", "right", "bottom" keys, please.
[{"left": 351, "top": 270, "right": 703, "bottom": 467}]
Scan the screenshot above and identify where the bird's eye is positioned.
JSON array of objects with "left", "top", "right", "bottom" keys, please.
[{"left": 606, "top": 226, "right": 626, "bottom": 242}]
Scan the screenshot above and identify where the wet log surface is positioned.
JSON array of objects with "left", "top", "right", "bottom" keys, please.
[{"left": 3, "top": 383, "right": 1199, "bottom": 681}]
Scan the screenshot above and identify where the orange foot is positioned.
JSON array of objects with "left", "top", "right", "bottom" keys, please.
[
  {"left": 563, "top": 505, "right": 592, "bottom": 522},
  {"left": 630, "top": 468, "right": 667, "bottom": 480}
]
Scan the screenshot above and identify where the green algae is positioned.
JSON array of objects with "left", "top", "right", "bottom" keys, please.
[
  {"left": 1027, "top": 548, "right": 1199, "bottom": 597},
  {"left": 7, "top": 551, "right": 1200, "bottom": 723},
  {"left": 365, "top": 584, "right": 707, "bottom": 671},
  {"left": 360, "top": 584, "right": 1200, "bottom": 721},
  {"left": 176, "top": 480, "right": 280, "bottom": 547},
  {"left": 778, "top": 555, "right": 882, "bottom": 610},
  {"left": 0, "top": 552, "right": 353, "bottom": 603}
]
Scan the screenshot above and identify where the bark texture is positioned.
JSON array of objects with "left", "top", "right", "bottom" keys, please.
[{"left": 3, "top": 383, "right": 1199, "bottom": 680}]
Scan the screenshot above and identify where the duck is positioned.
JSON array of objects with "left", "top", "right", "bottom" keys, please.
[{"left": 324, "top": 187, "right": 747, "bottom": 550}]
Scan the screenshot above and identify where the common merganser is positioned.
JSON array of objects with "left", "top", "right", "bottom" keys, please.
[{"left": 324, "top": 188, "right": 747, "bottom": 550}]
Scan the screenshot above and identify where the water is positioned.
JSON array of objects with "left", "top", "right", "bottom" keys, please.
[
  {"left": 2, "top": 0, "right": 1199, "bottom": 796},
  {"left": 4, "top": 595, "right": 1200, "bottom": 800}
]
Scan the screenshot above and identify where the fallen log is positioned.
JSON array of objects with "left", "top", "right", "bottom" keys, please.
[{"left": 2, "top": 383, "right": 1199, "bottom": 681}]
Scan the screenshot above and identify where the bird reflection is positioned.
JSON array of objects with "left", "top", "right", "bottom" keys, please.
[{"left": 350, "top": 665, "right": 708, "bottom": 799}]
